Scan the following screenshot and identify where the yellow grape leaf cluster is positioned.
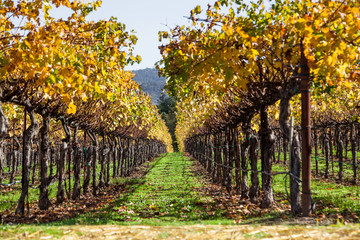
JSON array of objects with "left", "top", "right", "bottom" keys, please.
[
  {"left": 157, "top": 0, "right": 360, "bottom": 145},
  {"left": 0, "top": 0, "right": 172, "bottom": 149}
]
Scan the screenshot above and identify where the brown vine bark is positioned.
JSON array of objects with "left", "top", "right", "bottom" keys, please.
[
  {"left": 57, "top": 117, "right": 71, "bottom": 202},
  {"left": 338, "top": 139, "right": 344, "bottom": 182},
  {"left": 99, "top": 135, "right": 106, "bottom": 188},
  {"left": 106, "top": 136, "right": 112, "bottom": 187},
  {"left": 38, "top": 114, "right": 51, "bottom": 210},
  {"left": 88, "top": 130, "right": 98, "bottom": 195},
  {"left": 83, "top": 131, "right": 92, "bottom": 194},
  {"left": 56, "top": 141, "right": 67, "bottom": 203},
  {"left": 249, "top": 135, "right": 259, "bottom": 203},
  {"left": 260, "top": 106, "right": 275, "bottom": 208},
  {"left": 324, "top": 136, "right": 330, "bottom": 179},
  {"left": 15, "top": 108, "right": 39, "bottom": 216},
  {"left": 233, "top": 128, "right": 241, "bottom": 195},
  {"left": 223, "top": 130, "right": 230, "bottom": 191},
  {"left": 72, "top": 126, "right": 81, "bottom": 200},
  {"left": 241, "top": 123, "right": 251, "bottom": 200},
  {"left": 0, "top": 99, "right": 8, "bottom": 185},
  {"left": 10, "top": 137, "right": 20, "bottom": 183}
]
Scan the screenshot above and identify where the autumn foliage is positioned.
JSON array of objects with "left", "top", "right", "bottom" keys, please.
[{"left": 0, "top": 0, "right": 172, "bottom": 216}]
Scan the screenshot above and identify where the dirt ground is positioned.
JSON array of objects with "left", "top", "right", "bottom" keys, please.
[
  {"left": 4, "top": 224, "right": 360, "bottom": 240},
  {"left": 2, "top": 154, "right": 360, "bottom": 239}
]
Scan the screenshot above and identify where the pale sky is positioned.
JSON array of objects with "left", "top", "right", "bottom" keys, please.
[{"left": 51, "top": 0, "right": 217, "bottom": 70}]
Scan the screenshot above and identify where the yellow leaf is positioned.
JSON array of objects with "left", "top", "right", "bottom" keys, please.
[
  {"left": 342, "top": 80, "right": 352, "bottom": 89},
  {"left": 325, "top": 55, "right": 335, "bottom": 66},
  {"left": 44, "top": 86, "right": 51, "bottom": 94},
  {"left": 248, "top": 49, "right": 259, "bottom": 60},
  {"left": 66, "top": 102, "right": 77, "bottom": 115},
  {"left": 304, "top": 25, "right": 313, "bottom": 36}
]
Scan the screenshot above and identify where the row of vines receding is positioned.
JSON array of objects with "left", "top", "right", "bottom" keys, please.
[
  {"left": 157, "top": 0, "right": 360, "bottom": 217},
  {"left": 0, "top": 0, "right": 172, "bottom": 220}
]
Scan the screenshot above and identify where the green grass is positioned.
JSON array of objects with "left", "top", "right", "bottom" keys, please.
[
  {"left": 0, "top": 175, "right": 62, "bottom": 212},
  {"left": 309, "top": 147, "right": 360, "bottom": 215},
  {"left": 271, "top": 148, "right": 360, "bottom": 216},
  {"left": 272, "top": 165, "right": 360, "bottom": 215},
  {"left": 0, "top": 170, "right": 81, "bottom": 212},
  {"left": 0, "top": 160, "right": 107, "bottom": 212},
  {"left": 312, "top": 147, "right": 360, "bottom": 182},
  {"left": 1, "top": 152, "right": 360, "bottom": 239},
  {"left": 50, "top": 152, "right": 233, "bottom": 226},
  {"left": 227, "top": 145, "right": 360, "bottom": 218},
  {"left": 1, "top": 148, "right": 360, "bottom": 227}
]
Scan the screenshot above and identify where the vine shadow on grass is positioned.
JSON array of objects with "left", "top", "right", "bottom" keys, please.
[{"left": 51, "top": 156, "right": 164, "bottom": 226}]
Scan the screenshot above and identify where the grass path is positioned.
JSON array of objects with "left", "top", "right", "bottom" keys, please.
[
  {"left": 110, "top": 152, "right": 229, "bottom": 224},
  {"left": 58, "top": 152, "right": 233, "bottom": 226},
  {"left": 1, "top": 152, "right": 360, "bottom": 239}
]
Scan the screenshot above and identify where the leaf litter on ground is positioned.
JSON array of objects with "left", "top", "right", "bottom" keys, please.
[{"left": 1, "top": 152, "right": 360, "bottom": 239}]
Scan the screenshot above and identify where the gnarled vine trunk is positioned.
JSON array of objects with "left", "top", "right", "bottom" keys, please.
[
  {"left": 106, "top": 136, "right": 112, "bottom": 187},
  {"left": 223, "top": 129, "right": 230, "bottom": 191},
  {"left": 0, "top": 99, "right": 9, "bottom": 185},
  {"left": 88, "top": 131, "right": 98, "bottom": 195},
  {"left": 72, "top": 126, "right": 81, "bottom": 200},
  {"left": 260, "top": 106, "right": 275, "bottom": 208},
  {"left": 112, "top": 136, "right": 117, "bottom": 178},
  {"left": 83, "top": 131, "right": 92, "bottom": 194},
  {"left": 38, "top": 114, "right": 51, "bottom": 210},
  {"left": 10, "top": 137, "right": 20, "bottom": 183},
  {"left": 57, "top": 117, "right": 71, "bottom": 202},
  {"left": 99, "top": 135, "right": 106, "bottom": 188},
  {"left": 57, "top": 142, "right": 67, "bottom": 203},
  {"left": 324, "top": 136, "right": 330, "bottom": 179},
  {"left": 234, "top": 129, "right": 241, "bottom": 195},
  {"left": 15, "top": 109, "right": 39, "bottom": 216},
  {"left": 338, "top": 139, "right": 344, "bottom": 182},
  {"left": 249, "top": 135, "right": 259, "bottom": 203},
  {"left": 279, "top": 96, "right": 290, "bottom": 165},
  {"left": 241, "top": 124, "right": 250, "bottom": 200}
]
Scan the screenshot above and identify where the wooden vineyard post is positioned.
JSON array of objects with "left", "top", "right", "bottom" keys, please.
[{"left": 300, "top": 40, "right": 312, "bottom": 217}]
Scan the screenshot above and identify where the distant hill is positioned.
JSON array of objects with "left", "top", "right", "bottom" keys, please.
[{"left": 132, "top": 68, "right": 166, "bottom": 105}]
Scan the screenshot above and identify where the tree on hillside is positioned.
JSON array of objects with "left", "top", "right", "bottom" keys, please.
[
  {"left": 133, "top": 68, "right": 166, "bottom": 104},
  {"left": 158, "top": 95, "right": 178, "bottom": 151}
]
